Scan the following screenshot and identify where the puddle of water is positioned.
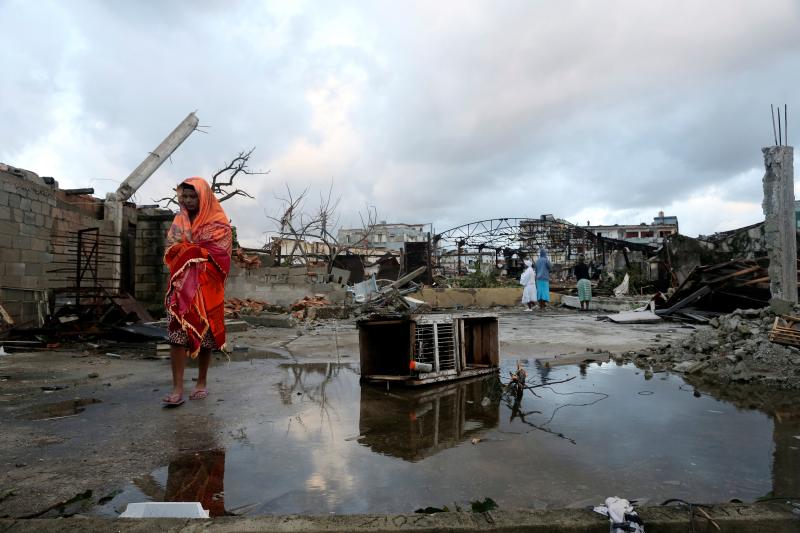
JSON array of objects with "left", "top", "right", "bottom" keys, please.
[
  {"left": 18, "top": 398, "right": 102, "bottom": 421},
  {"left": 98, "top": 361, "right": 798, "bottom": 516}
]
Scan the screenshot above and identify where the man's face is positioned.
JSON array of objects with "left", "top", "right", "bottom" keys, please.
[{"left": 178, "top": 186, "right": 199, "bottom": 214}]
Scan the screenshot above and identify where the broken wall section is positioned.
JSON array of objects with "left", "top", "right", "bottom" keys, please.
[
  {"left": 0, "top": 165, "right": 136, "bottom": 322},
  {"left": 134, "top": 207, "right": 174, "bottom": 311}
]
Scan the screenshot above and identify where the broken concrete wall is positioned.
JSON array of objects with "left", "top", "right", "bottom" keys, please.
[
  {"left": 415, "top": 287, "right": 552, "bottom": 309},
  {"left": 225, "top": 265, "right": 347, "bottom": 307},
  {"left": 134, "top": 207, "right": 174, "bottom": 310},
  {"left": 0, "top": 165, "right": 140, "bottom": 321}
]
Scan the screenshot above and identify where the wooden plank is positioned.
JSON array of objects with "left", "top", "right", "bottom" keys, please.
[
  {"left": 705, "top": 265, "right": 762, "bottom": 285},
  {"left": 740, "top": 276, "right": 770, "bottom": 286},
  {"left": 458, "top": 319, "right": 467, "bottom": 371},
  {"left": 657, "top": 285, "right": 712, "bottom": 316}
]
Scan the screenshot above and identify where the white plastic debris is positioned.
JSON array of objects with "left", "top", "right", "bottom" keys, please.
[
  {"left": 593, "top": 497, "right": 644, "bottom": 533},
  {"left": 120, "top": 502, "right": 209, "bottom": 518},
  {"left": 0, "top": 346, "right": 6, "bottom": 356},
  {"left": 613, "top": 274, "right": 630, "bottom": 298}
]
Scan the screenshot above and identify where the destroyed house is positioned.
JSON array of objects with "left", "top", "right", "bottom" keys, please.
[{"left": 0, "top": 163, "right": 175, "bottom": 325}]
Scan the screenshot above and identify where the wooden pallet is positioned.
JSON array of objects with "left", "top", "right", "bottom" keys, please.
[{"left": 768, "top": 315, "right": 800, "bottom": 347}]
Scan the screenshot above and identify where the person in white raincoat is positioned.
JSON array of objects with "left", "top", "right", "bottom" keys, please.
[{"left": 520, "top": 259, "right": 537, "bottom": 311}]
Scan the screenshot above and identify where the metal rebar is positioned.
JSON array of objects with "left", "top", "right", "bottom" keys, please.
[
  {"left": 778, "top": 107, "right": 782, "bottom": 145},
  {"left": 772, "top": 104, "right": 778, "bottom": 145},
  {"left": 785, "top": 104, "right": 788, "bottom": 146}
]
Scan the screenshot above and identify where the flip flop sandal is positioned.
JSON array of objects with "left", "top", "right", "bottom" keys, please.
[
  {"left": 162, "top": 394, "right": 185, "bottom": 408},
  {"left": 189, "top": 389, "right": 208, "bottom": 400}
]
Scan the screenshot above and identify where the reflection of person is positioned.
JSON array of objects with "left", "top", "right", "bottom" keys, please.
[
  {"left": 575, "top": 255, "right": 592, "bottom": 311},
  {"left": 162, "top": 178, "right": 232, "bottom": 407},
  {"left": 519, "top": 259, "right": 537, "bottom": 311},
  {"left": 165, "top": 449, "right": 226, "bottom": 516},
  {"left": 535, "top": 248, "right": 552, "bottom": 310}
]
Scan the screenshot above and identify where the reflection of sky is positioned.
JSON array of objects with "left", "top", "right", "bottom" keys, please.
[{"left": 185, "top": 362, "right": 777, "bottom": 514}]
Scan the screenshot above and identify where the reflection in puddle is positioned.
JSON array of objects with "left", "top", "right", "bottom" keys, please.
[
  {"left": 358, "top": 376, "right": 501, "bottom": 461},
  {"left": 98, "top": 361, "right": 800, "bottom": 515},
  {"left": 164, "top": 449, "right": 226, "bottom": 517}
]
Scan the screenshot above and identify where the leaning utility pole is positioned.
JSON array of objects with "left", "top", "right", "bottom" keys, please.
[{"left": 104, "top": 112, "right": 199, "bottom": 289}]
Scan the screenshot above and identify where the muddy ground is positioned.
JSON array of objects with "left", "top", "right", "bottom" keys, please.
[{"left": 0, "top": 308, "right": 795, "bottom": 518}]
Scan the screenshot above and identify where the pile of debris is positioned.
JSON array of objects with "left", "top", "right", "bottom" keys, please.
[
  {"left": 232, "top": 248, "right": 262, "bottom": 269},
  {"left": 656, "top": 259, "right": 772, "bottom": 322},
  {"left": 291, "top": 295, "right": 332, "bottom": 320},
  {"left": 636, "top": 307, "right": 800, "bottom": 390},
  {"left": 224, "top": 297, "right": 280, "bottom": 318},
  {"left": 351, "top": 266, "right": 428, "bottom": 314}
]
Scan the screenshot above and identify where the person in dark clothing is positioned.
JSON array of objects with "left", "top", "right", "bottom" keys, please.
[{"left": 574, "top": 255, "right": 592, "bottom": 311}]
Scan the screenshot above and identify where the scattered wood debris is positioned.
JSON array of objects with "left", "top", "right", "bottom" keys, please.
[
  {"left": 656, "top": 258, "right": 774, "bottom": 322},
  {"left": 768, "top": 315, "right": 800, "bottom": 347}
]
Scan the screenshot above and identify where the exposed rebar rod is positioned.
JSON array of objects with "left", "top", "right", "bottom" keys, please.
[
  {"left": 778, "top": 107, "right": 782, "bottom": 145},
  {"left": 772, "top": 104, "right": 778, "bottom": 145},
  {"left": 785, "top": 104, "right": 788, "bottom": 146}
]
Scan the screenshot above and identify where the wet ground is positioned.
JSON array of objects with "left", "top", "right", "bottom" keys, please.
[
  {"left": 1, "top": 310, "right": 798, "bottom": 518},
  {"left": 90, "top": 361, "right": 794, "bottom": 516}
]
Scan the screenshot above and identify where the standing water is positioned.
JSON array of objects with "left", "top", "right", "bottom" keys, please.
[{"left": 96, "top": 360, "right": 797, "bottom": 516}]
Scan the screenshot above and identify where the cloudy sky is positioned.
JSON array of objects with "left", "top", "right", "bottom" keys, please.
[{"left": 1, "top": 0, "right": 799, "bottom": 246}]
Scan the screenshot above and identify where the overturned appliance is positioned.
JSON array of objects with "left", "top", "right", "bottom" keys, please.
[{"left": 357, "top": 312, "right": 499, "bottom": 386}]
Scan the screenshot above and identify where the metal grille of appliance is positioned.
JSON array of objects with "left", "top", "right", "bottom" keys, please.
[{"left": 414, "top": 321, "right": 456, "bottom": 372}]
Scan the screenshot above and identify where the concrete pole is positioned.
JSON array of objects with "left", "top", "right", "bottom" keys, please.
[
  {"left": 761, "top": 146, "right": 796, "bottom": 306},
  {"left": 115, "top": 111, "right": 199, "bottom": 203},
  {"left": 104, "top": 111, "right": 199, "bottom": 291}
]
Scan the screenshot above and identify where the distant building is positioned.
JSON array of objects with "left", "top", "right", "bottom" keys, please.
[
  {"left": 584, "top": 211, "right": 679, "bottom": 245},
  {"left": 337, "top": 222, "right": 430, "bottom": 252}
]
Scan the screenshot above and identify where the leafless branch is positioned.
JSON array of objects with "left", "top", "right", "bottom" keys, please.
[
  {"left": 211, "top": 147, "right": 268, "bottom": 203},
  {"left": 264, "top": 182, "right": 380, "bottom": 271}
]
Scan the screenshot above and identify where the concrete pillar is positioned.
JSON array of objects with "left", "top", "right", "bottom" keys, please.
[{"left": 761, "top": 146, "right": 796, "bottom": 305}]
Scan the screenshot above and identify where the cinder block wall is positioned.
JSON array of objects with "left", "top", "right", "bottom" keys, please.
[
  {"left": 0, "top": 169, "right": 58, "bottom": 289},
  {"left": 135, "top": 208, "right": 174, "bottom": 310},
  {"left": 0, "top": 166, "right": 139, "bottom": 321},
  {"left": 0, "top": 167, "right": 122, "bottom": 290}
]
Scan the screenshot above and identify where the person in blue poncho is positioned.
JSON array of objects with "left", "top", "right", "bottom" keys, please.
[{"left": 535, "top": 248, "right": 552, "bottom": 310}]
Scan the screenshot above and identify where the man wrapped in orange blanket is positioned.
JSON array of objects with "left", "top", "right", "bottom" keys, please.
[{"left": 162, "top": 177, "right": 232, "bottom": 407}]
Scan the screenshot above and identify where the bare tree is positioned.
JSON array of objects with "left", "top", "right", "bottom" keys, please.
[
  {"left": 154, "top": 147, "right": 268, "bottom": 208},
  {"left": 265, "top": 182, "right": 379, "bottom": 273}
]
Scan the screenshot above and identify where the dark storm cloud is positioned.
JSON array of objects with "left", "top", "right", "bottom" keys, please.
[{"left": 2, "top": 0, "right": 800, "bottom": 242}]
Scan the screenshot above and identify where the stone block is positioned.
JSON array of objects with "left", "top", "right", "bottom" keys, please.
[
  {"left": 224, "top": 320, "right": 249, "bottom": 333},
  {"left": 7, "top": 193, "right": 20, "bottom": 208},
  {"left": 20, "top": 250, "right": 47, "bottom": 263},
  {"left": 0, "top": 191, "right": 8, "bottom": 206},
  {"left": 5, "top": 263, "right": 25, "bottom": 276},
  {"left": 0, "top": 205, "right": 10, "bottom": 221},
  {"left": 24, "top": 263, "right": 42, "bottom": 276},
  {"left": 0, "top": 248, "right": 20, "bottom": 262},
  {"left": 29, "top": 238, "right": 49, "bottom": 252},
  {"left": 23, "top": 211, "right": 36, "bottom": 225},
  {"left": 310, "top": 306, "right": 350, "bottom": 320},
  {"left": 19, "top": 198, "right": 31, "bottom": 211},
  {"left": 1, "top": 275, "right": 23, "bottom": 287}
]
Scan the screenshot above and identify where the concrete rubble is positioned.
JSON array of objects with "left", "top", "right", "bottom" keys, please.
[{"left": 634, "top": 306, "right": 800, "bottom": 389}]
